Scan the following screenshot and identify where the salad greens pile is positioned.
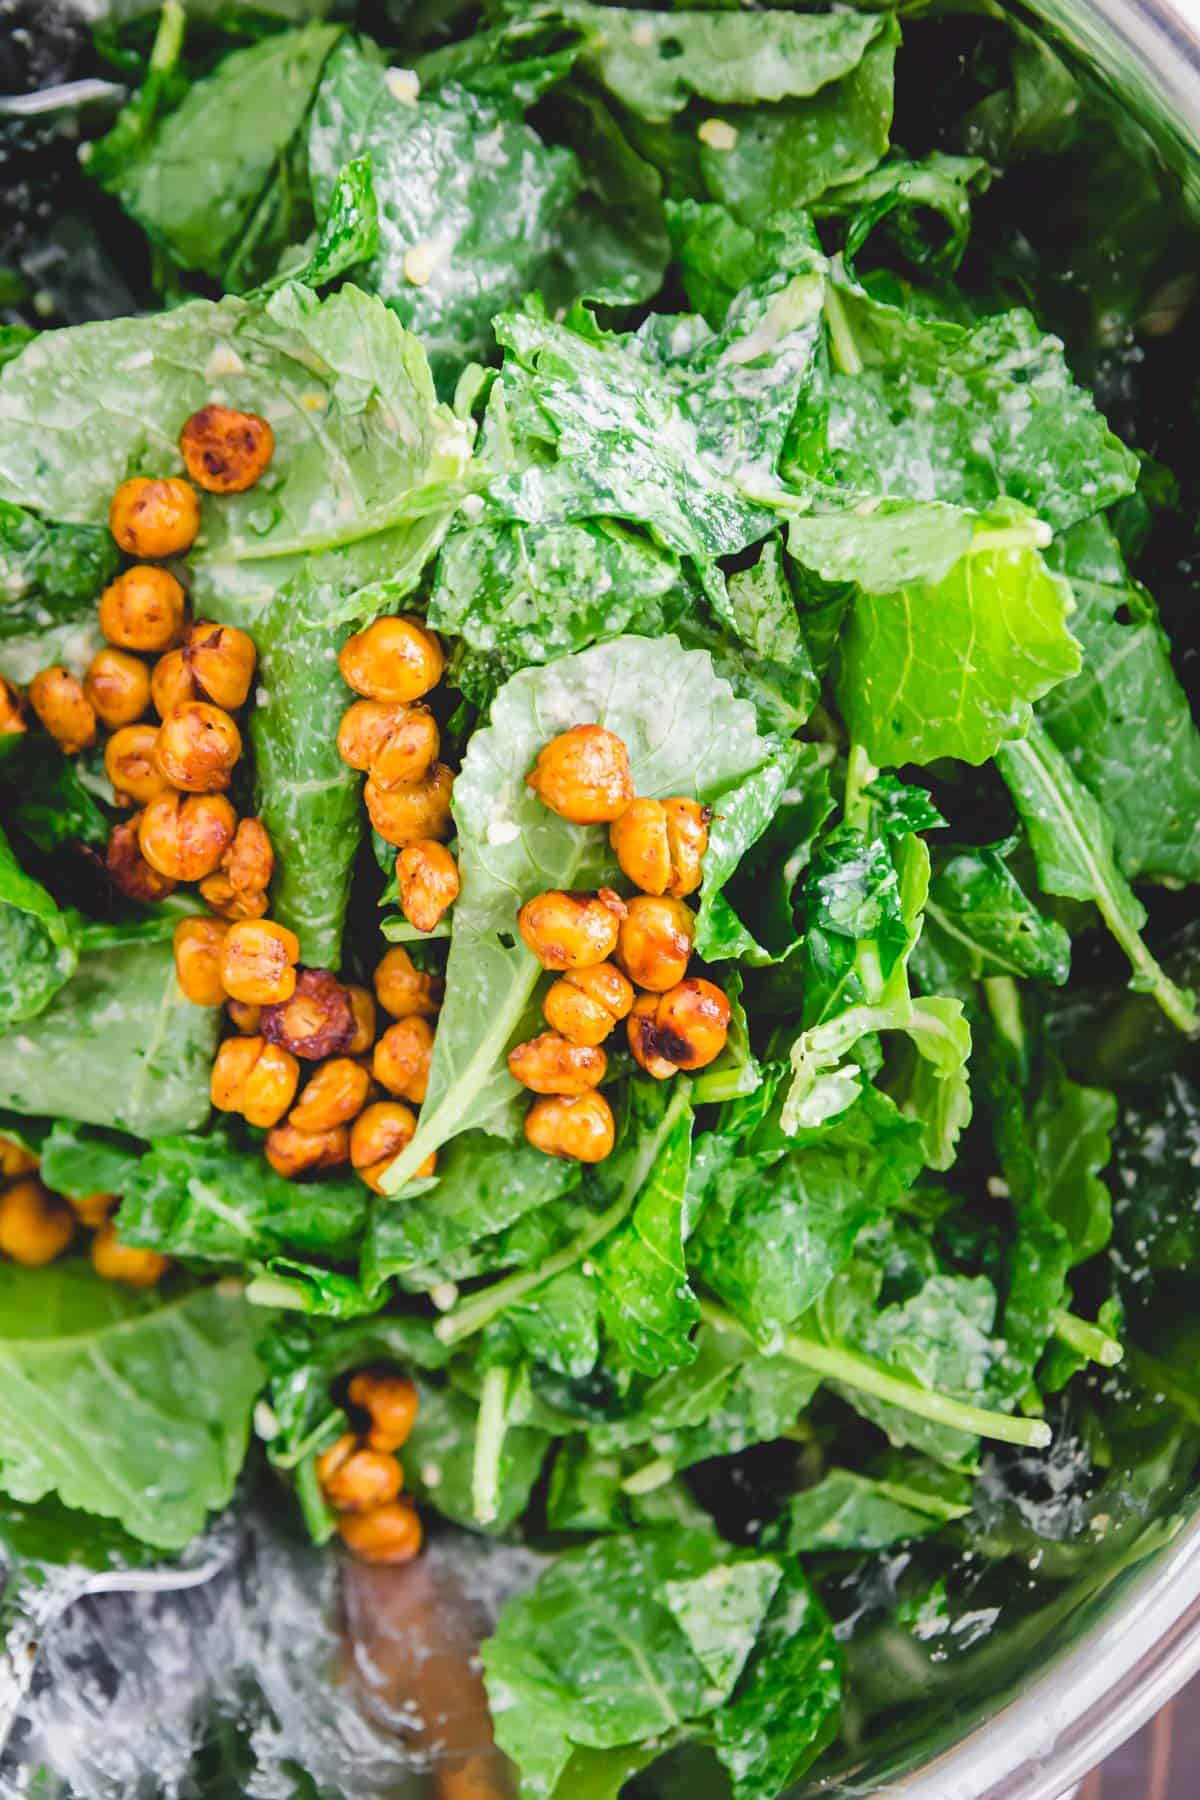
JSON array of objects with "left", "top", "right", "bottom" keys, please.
[{"left": 3, "top": 0, "right": 1200, "bottom": 1794}]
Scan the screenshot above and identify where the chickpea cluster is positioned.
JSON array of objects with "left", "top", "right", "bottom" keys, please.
[
  {"left": 0, "top": 1134, "right": 169, "bottom": 1287},
  {"left": 335, "top": 616, "right": 460, "bottom": 935},
  {"left": 510, "top": 726, "right": 732, "bottom": 1162},
  {"left": 315, "top": 1369, "right": 423, "bottom": 1563}
]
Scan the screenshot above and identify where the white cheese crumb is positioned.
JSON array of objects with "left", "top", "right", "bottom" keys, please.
[
  {"left": 986, "top": 1175, "right": 1010, "bottom": 1198},
  {"left": 487, "top": 818, "right": 520, "bottom": 846},
  {"left": 460, "top": 492, "right": 485, "bottom": 521},
  {"left": 420, "top": 1461, "right": 442, "bottom": 1488},
  {"left": 385, "top": 66, "right": 421, "bottom": 104},
  {"left": 430, "top": 1281, "right": 459, "bottom": 1312},
  {"left": 300, "top": 391, "right": 327, "bottom": 412},
  {"left": 205, "top": 343, "right": 245, "bottom": 380},
  {"left": 254, "top": 1402, "right": 280, "bottom": 1441},
  {"left": 404, "top": 240, "right": 440, "bottom": 286},
  {"left": 697, "top": 118, "right": 738, "bottom": 151}
]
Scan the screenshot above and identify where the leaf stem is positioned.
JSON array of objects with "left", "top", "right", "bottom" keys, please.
[
  {"left": 983, "top": 974, "right": 1025, "bottom": 1057},
  {"left": 472, "top": 1363, "right": 511, "bottom": 1526},
  {"left": 621, "top": 1457, "right": 676, "bottom": 1496},
  {"left": 842, "top": 741, "right": 877, "bottom": 831},
  {"left": 824, "top": 274, "right": 864, "bottom": 377},
  {"left": 1052, "top": 1307, "right": 1123, "bottom": 1368}
]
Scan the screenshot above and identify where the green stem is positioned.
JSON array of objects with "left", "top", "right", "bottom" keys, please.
[
  {"left": 151, "top": 0, "right": 186, "bottom": 73},
  {"left": 983, "top": 974, "right": 1025, "bottom": 1058},
  {"left": 969, "top": 523, "right": 1050, "bottom": 555},
  {"left": 621, "top": 1457, "right": 676, "bottom": 1496},
  {"left": 472, "top": 1364, "right": 511, "bottom": 1526},
  {"left": 245, "top": 1274, "right": 309, "bottom": 1312},
  {"left": 1052, "top": 1308, "right": 1123, "bottom": 1368},
  {"left": 824, "top": 274, "right": 863, "bottom": 376},
  {"left": 842, "top": 741, "right": 878, "bottom": 831}
]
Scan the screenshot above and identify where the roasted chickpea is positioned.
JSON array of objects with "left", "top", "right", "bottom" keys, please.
[
  {"left": 373, "top": 947, "right": 440, "bottom": 1020},
  {"left": 372, "top": 707, "right": 441, "bottom": 791},
  {"left": 372, "top": 1017, "right": 435, "bottom": 1103},
  {"left": 0, "top": 1136, "right": 38, "bottom": 1178},
  {"left": 0, "top": 1179, "right": 74, "bottom": 1267},
  {"left": 180, "top": 405, "right": 274, "bottom": 494},
  {"left": 315, "top": 1433, "right": 356, "bottom": 1491},
  {"left": 290, "top": 1057, "right": 372, "bottom": 1132},
  {"left": 616, "top": 894, "right": 695, "bottom": 992},
  {"left": 338, "top": 1498, "right": 422, "bottom": 1564},
  {"left": 261, "top": 968, "right": 355, "bottom": 1060},
  {"left": 198, "top": 871, "right": 269, "bottom": 921},
  {"left": 336, "top": 699, "right": 397, "bottom": 772},
  {"left": 104, "top": 724, "right": 168, "bottom": 808},
  {"left": 150, "top": 647, "right": 196, "bottom": 716},
  {"left": 524, "top": 1091, "right": 615, "bottom": 1163},
  {"left": 396, "top": 840, "right": 459, "bottom": 934},
  {"left": 91, "top": 1221, "right": 169, "bottom": 1287},
  {"left": 226, "top": 998, "right": 261, "bottom": 1034},
  {"left": 100, "top": 565, "right": 186, "bottom": 652},
  {"left": 526, "top": 725, "right": 633, "bottom": 824},
  {"left": 350, "top": 1101, "right": 436, "bottom": 1193},
  {"left": 173, "top": 915, "right": 229, "bottom": 1006},
  {"left": 610, "top": 796, "right": 710, "bottom": 898},
  {"left": 348, "top": 1371, "right": 419, "bottom": 1453},
  {"left": 211, "top": 1034, "right": 300, "bottom": 1128},
  {"left": 628, "top": 977, "right": 731, "bottom": 1077},
  {"left": 109, "top": 476, "right": 200, "bottom": 558},
  {"left": 83, "top": 647, "right": 151, "bottom": 730},
  {"left": 338, "top": 616, "right": 444, "bottom": 704},
  {"left": 323, "top": 1446, "right": 403, "bottom": 1514},
  {"left": 106, "top": 814, "right": 178, "bottom": 903},
  {"left": 184, "top": 620, "right": 257, "bottom": 710},
  {"left": 508, "top": 1031, "right": 606, "bottom": 1096},
  {"left": 221, "top": 918, "right": 300, "bottom": 1005},
  {"left": 264, "top": 1120, "right": 351, "bottom": 1179},
  {"left": 0, "top": 675, "right": 25, "bottom": 737},
  {"left": 139, "top": 790, "right": 236, "bottom": 881},
  {"left": 517, "top": 888, "right": 626, "bottom": 971},
  {"left": 626, "top": 992, "right": 676, "bottom": 1080},
  {"left": 364, "top": 763, "right": 455, "bottom": 848},
  {"left": 70, "top": 1191, "right": 117, "bottom": 1229},
  {"left": 28, "top": 666, "right": 96, "bottom": 754},
  {"left": 542, "top": 962, "right": 634, "bottom": 1048},
  {"left": 346, "top": 984, "right": 377, "bottom": 1053},
  {"left": 154, "top": 701, "right": 242, "bottom": 792},
  {"left": 221, "top": 816, "right": 273, "bottom": 898}
]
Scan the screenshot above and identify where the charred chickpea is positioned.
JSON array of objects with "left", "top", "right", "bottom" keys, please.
[
  {"left": 173, "top": 915, "right": 230, "bottom": 1006},
  {"left": 155, "top": 701, "right": 242, "bottom": 792},
  {"left": 261, "top": 968, "right": 356, "bottom": 1061},
  {"left": 105, "top": 724, "right": 171, "bottom": 808},
  {"left": 524, "top": 1091, "right": 615, "bottom": 1163},
  {"left": 628, "top": 978, "right": 731, "bottom": 1077},
  {"left": 338, "top": 1499, "right": 422, "bottom": 1564},
  {"left": 350, "top": 1101, "right": 436, "bottom": 1194},
  {"left": 100, "top": 565, "right": 186, "bottom": 652},
  {"left": 346, "top": 984, "right": 377, "bottom": 1054},
  {"left": 221, "top": 816, "right": 273, "bottom": 898},
  {"left": 28, "top": 666, "right": 96, "bottom": 754},
  {"left": 542, "top": 962, "right": 634, "bottom": 1048},
  {"left": 106, "top": 813, "right": 177, "bottom": 903},
  {"left": 338, "top": 615, "right": 444, "bottom": 704},
  {"left": 138, "top": 791, "right": 236, "bottom": 881},
  {"left": 265, "top": 1120, "right": 350, "bottom": 1179},
  {"left": 517, "top": 888, "right": 626, "bottom": 971},
  {"left": 396, "top": 840, "right": 459, "bottom": 934},
  {"left": 610, "top": 796, "right": 710, "bottom": 899},
  {"left": 198, "top": 871, "right": 269, "bottom": 921},
  {"left": 184, "top": 621, "right": 257, "bottom": 711},
  {"left": 526, "top": 725, "right": 634, "bottom": 824},
  {"left": 83, "top": 647, "right": 151, "bottom": 730},
  {"left": 0, "top": 675, "right": 25, "bottom": 737},
  {"left": 365, "top": 763, "right": 455, "bottom": 849},
  {"left": 151, "top": 648, "right": 197, "bottom": 716},
  {"left": 507, "top": 1032, "right": 606, "bottom": 1096},
  {"left": 0, "top": 1136, "right": 38, "bottom": 1179},
  {"left": 226, "top": 998, "right": 261, "bottom": 1034},
  {"left": 70, "top": 1191, "right": 116, "bottom": 1229},
  {"left": 372, "top": 1017, "right": 435, "bottom": 1104},
  {"left": 109, "top": 476, "right": 200, "bottom": 558},
  {"left": 91, "top": 1222, "right": 169, "bottom": 1288},
  {"left": 373, "top": 947, "right": 441, "bottom": 1020},
  {"left": 180, "top": 405, "right": 274, "bottom": 494},
  {"left": 289, "top": 1058, "right": 372, "bottom": 1132},
  {"left": 0, "top": 1180, "right": 75, "bottom": 1267},
  {"left": 348, "top": 1371, "right": 419, "bottom": 1453},
  {"left": 322, "top": 1446, "right": 403, "bottom": 1514},
  {"left": 211, "top": 1035, "right": 300, "bottom": 1128},
  {"left": 616, "top": 894, "right": 695, "bottom": 992},
  {"left": 627, "top": 992, "right": 676, "bottom": 1080},
  {"left": 220, "top": 918, "right": 300, "bottom": 1006}
]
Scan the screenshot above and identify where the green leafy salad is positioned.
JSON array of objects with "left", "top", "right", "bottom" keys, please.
[{"left": 2, "top": 0, "right": 1200, "bottom": 1794}]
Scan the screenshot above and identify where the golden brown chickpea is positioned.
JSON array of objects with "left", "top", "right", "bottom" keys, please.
[
  {"left": 322, "top": 1445, "right": 403, "bottom": 1514},
  {"left": 347, "top": 1371, "right": 419, "bottom": 1453},
  {"left": 336, "top": 699, "right": 398, "bottom": 772},
  {"left": 198, "top": 871, "right": 270, "bottom": 921},
  {"left": 109, "top": 476, "right": 200, "bottom": 558},
  {"left": 104, "top": 724, "right": 170, "bottom": 808},
  {"left": 350, "top": 1101, "right": 437, "bottom": 1193},
  {"left": 610, "top": 796, "right": 710, "bottom": 898},
  {"left": 173, "top": 915, "right": 230, "bottom": 1006},
  {"left": 264, "top": 1120, "right": 351, "bottom": 1179},
  {"left": 220, "top": 918, "right": 300, "bottom": 1005},
  {"left": 0, "top": 1136, "right": 38, "bottom": 1179},
  {"left": 154, "top": 701, "right": 242, "bottom": 792},
  {"left": 226, "top": 998, "right": 261, "bottom": 1034},
  {"left": 507, "top": 1031, "right": 606, "bottom": 1096},
  {"left": 184, "top": 621, "right": 257, "bottom": 711},
  {"left": 0, "top": 674, "right": 25, "bottom": 737},
  {"left": 0, "top": 1179, "right": 74, "bottom": 1267},
  {"left": 139, "top": 790, "right": 236, "bottom": 881},
  {"left": 371, "top": 707, "right": 441, "bottom": 791},
  {"left": 616, "top": 894, "right": 695, "bottom": 992},
  {"left": 373, "top": 947, "right": 441, "bottom": 1020},
  {"left": 626, "top": 992, "right": 676, "bottom": 1080},
  {"left": 106, "top": 814, "right": 178, "bottom": 903},
  {"left": 91, "top": 1221, "right": 169, "bottom": 1287},
  {"left": 150, "top": 647, "right": 196, "bottom": 716},
  {"left": 100, "top": 565, "right": 186, "bottom": 653},
  {"left": 524, "top": 1091, "right": 615, "bottom": 1163},
  {"left": 628, "top": 977, "right": 731, "bottom": 1077},
  {"left": 83, "top": 647, "right": 151, "bottom": 730},
  {"left": 221, "top": 816, "right": 273, "bottom": 898},
  {"left": 662, "top": 798, "right": 711, "bottom": 899},
  {"left": 517, "top": 888, "right": 626, "bottom": 971},
  {"left": 211, "top": 1035, "right": 300, "bottom": 1128},
  {"left": 396, "top": 840, "right": 459, "bottom": 934},
  {"left": 346, "top": 984, "right": 377, "bottom": 1053},
  {"left": 338, "top": 1498, "right": 422, "bottom": 1564},
  {"left": 180, "top": 405, "right": 274, "bottom": 494},
  {"left": 289, "top": 1057, "right": 372, "bottom": 1132},
  {"left": 338, "top": 616, "right": 444, "bottom": 704},
  {"left": 542, "top": 962, "right": 634, "bottom": 1048},
  {"left": 526, "top": 725, "right": 634, "bottom": 824},
  {"left": 70, "top": 1191, "right": 117, "bottom": 1229},
  {"left": 28, "top": 666, "right": 96, "bottom": 754},
  {"left": 364, "top": 763, "right": 455, "bottom": 848},
  {"left": 261, "top": 969, "right": 355, "bottom": 1061},
  {"left": 372, "top": 1017, "right": 435, "bottom": 1104},
  {"left": 314, "top": 1433, "right": 356, "bottom": 1492}
]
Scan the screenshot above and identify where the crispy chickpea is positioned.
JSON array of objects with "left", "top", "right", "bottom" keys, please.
[
  {"left": 610, "top": 796, "right": 710, "bottom": 898},
  {"left": 211, "top": 1035, "right": 300, "bottom": 1128},
  {"left": 338, "top": 1498, "right": 422, "bottom": 1564},
  {"left": 315, "top": 1433, "right": 357, "bottom": 1491},
  {"left": 0, "top": 1136, "right": 38, "bottom": 1179},
  {"left": 221, "top": 816, "right": 273, "bottom": 897},
  {"left": 261, "top": 968, "right": 355, "bottom": 1060},
  {"left": 71, "top": 1191, "right": 116, "bottom": 1229},
  {"left": 180, "top": 405, "right": 274, "bottom": 494},
  {"left": 226, "top": 998, "right": 261, "bottom": 1034},
  {"left": 154, "top": 701, "right": 242, "bottom": 792},
  {"left": 91, "top": 1221, "right": 169, "bottom": 1288},
  {"left": 28, "top": 666, "right": 96, "bottom": 754},
  {"left": 139, "top": 791, "right": 235, "bottom": 881},
  {"left": 616, "top": 894, "right": 695, "bottom": 992},
  {"left": 372, "top": 1017, "right": 435, "bottom": 1103},
  {"left": 290, "top": 1057, "right": 372, "bottom": 1132},
  {"left": 265, "top": 1120, "right": 350, "bottom": 1179},
  {"left": 524, "top": 1092, "right": 615, "bottom": 1163},
  {"left": 348, "top": 1371, "right": 419, "bottom": 1453},
  {"left": 198, "top": 871, "right": 269, "bottom": 921},
  {"left": 83, "top": 647, "right": 151, "bottom": 730},
  {"left": 338, "top": 615, "right": 444, "bottom": 704},
  {"left": 106, "top": 814, "right": 177, "bottom": 903},
  {"left": 626, "top": 992, "right": 676, "bottom": 1080},
  {"left": 336, "top": 699, "right": 398, "bottom": 772},
  {"left": 0, "top": 1179, "right": 74, "bottom": 1266},
  {"left": 372, "top": 708, "right": 441, "bottom": 791},
  {"left": 109, "top": 476, "right": 200, "bottom": 558},
  {"left": 346, "top": 984, "right": 377, "bottom": 1053},
  {"left": 322, "top": 1446, "right": 403, "bottom": 1514},
  {"left": 628, "top": 977, "right": 731, "bottom": 1077},
  {"left": 104, "top": 724, "right": 170, "bottom": 808},
  {"left": 100, "top": 565, "right": 186, "bottom": 652},
  {"left": 526, "top": 725, "right": 633, "bottom": 824},
  {"left": 365, "top": 763, "right": 455, "bottom": 848},
  {"left": 396, "top": 840, "right": 459, "bottom": 934},
  {"left": 542, "top": 962, "right": 634, "bottom": 1048},
  {"left": 517, "top": 888, "right": 626, "bottom": 971},
  {"left": 507, "top": 1031, "right": 606, "bottom": 1096},
  {"left": 0, "top": 674, "right": 25, "bottom": 737},
  {"left": 373, "top": 947, "right": 441, "bottom": 1020},
  {"left": 221, "top": 918, "right": 300, "bottom": 1005},
  {"left": 350, "top": 1101, "right": 436, "bottom": 1194},
  {"left": 150, "top": 647, "right": 196, "bottom": 716},
  {"left": 173, "top": 915, "right": 229, "bottom": 1006},
  {"left": 184, "top": 620, "right": 257, "bottom": 710}
]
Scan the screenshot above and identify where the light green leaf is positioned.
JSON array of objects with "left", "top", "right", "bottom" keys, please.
[
  {"left": 663, "top": 1559, "right": 781, "bottom": 1695},
  {"left": 595, "top": 1087, "right": 697, "bottom": 1376}
]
